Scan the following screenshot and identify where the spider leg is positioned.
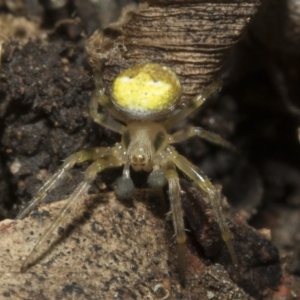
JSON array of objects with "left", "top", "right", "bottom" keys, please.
[
  {"left": 169, "top": 126, "right": 236, "bottom": 151},
  {"left": 165, "top": 146, "right": 238, "bottom": 270},
  {"left": 20, "top": 151, "right": 125, "bottom": 272},
  {"left": 163, "top": 162, "right": 186, "bottom": 286},
  {"left": 16, "top": 146, "right": 121, "bottom": 220},
  {"left": 91, "top": 71, "right": 127, "bottom": 132},
  {"left": 163, "top": 80, "right": 222, "bottom": 129}
]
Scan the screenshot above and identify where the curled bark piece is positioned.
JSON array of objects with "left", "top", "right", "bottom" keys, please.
[{"left": 86, "top": 0, "right": 261, "bottom": 103}]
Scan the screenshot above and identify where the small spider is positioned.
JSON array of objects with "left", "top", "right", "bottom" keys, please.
[{"left": 17, "top": 63, "right": 237, "bottom": 284}]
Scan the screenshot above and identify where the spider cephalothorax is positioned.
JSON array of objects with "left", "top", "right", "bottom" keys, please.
[{"left": 17, "top": 63, "right": 237, "bottom": 284}]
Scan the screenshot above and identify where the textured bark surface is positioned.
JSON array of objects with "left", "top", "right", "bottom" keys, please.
[
  {"left": 87, "top": 0, "right": 260, "bottom": 103},
  {"left": 0, "top": 190, "right": 256, "bottom": 300}
]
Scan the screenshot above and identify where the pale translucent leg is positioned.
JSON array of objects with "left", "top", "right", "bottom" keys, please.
[
  {"left": 163, "top": 80, "right": 222, "bottom": 129},
  {"left": 165, "top": 146, "right": 238, "bottom": 269},
  {"left": 20, "top": 152, "right": 125, "bottom": 272},
  {"left": 90, "top": 89, "right": 125, "bottom": 133},
  {"left": 163, "top": 162, "right": 186, "bottom": 286},
  {"left": 91, "top": 71, "right": 127, "bottom": 131},
  {"left": 16, "top": 146, "right": 121, "bottom": 220},
  {"left": 169, "top": 127, "right": 236, "bottom": 151}
]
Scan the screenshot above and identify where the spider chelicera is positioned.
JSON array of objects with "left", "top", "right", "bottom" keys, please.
[{"left": 17, "top": 63, "right": 237, "bottom": 284}]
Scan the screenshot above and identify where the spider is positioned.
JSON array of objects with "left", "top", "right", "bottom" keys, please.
[{"left": 17, "top": 63, "right": 237, "bottom": 284}]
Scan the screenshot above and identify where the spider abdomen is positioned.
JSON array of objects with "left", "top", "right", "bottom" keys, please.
[{"left": 112, "top": 63, "right": 181, "bottom": 120}]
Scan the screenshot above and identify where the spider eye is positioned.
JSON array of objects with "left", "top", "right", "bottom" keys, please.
[
  {"left": 132, "top": 155, "right": 146, "bottom": 165},
  {"left": 112, "top": 63, "right": 181, "bottom": 119}
]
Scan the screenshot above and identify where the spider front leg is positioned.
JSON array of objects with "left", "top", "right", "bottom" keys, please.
[
  {"left": 165, "top": 146, "right": 238, "bottom": 271},
  {"left": 91, "top": 71, "right": 127, "bottom": 132},
  {"left": 163, "top": 162, "right": 187, "bottom": 286},
  {"left": 20, "top": 146, "right": 125, "bottom": 272},
  {"left": 169, "top": 126, "right": 236, "bottom": 151},
  {"left": 16, "top": 147, "right": 115, "bottom": 220},
  {"left": 163, "top": 79, "right": 222, "bottom": 129}
]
